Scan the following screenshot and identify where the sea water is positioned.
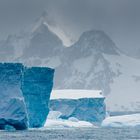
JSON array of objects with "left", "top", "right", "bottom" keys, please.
[{"left": 0, "top": 127, "right": 140, "bottom": 140}]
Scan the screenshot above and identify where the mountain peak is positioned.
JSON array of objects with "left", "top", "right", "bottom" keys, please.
[
  {"left": 41, "top": 11, "right": 48, "bottom": 18},
  {"left": 74, "top": 30, "right": 120, "bottom": 55},
  {"left": 79, "top": 30, "right": 113, "bottom": 43},
  {"left": 32, "top": 11, "right": 50, "bottom": 34}
]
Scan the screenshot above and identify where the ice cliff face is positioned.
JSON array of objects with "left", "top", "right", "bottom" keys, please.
[
  {"left": 0, "top": 98, "right": 28, "bottom": 130},
  {"left": 0, "top": 63, "right": 28, "bottom": 130},
  {"left": 49, "top": 90, "right": 106, "bottom": 125},
  {"left": 50, "top": 98, "right": 106, "bottom": 125},
  {"left": 0, "top": 63, "right": 54, "bottom": 130},
  {"left": 22, "top": 67, "right": 55, "bottom": 128}
]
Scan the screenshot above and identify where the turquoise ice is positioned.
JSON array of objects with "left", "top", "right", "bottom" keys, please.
[
  {"left": 49, "top": 90, "right": 106, "bottom": 125},
  {"left": 0, "top": 63, "right": 54, "bottom": 130},
  {"left": 0, "top": 63, "right": 28, "bottom": 130},
  {"left": 22, "top": 67, "right": 54, "bottom": 128}
]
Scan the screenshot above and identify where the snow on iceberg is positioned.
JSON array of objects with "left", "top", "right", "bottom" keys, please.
[
  {"left": 22, "top": 67, "right": 54, "bottom": 128},
  {"left": 49, "top": 90, "right": 106, "bottom": 125},
  {"left": 50, "top": 90, "right": 104, "bottom": 99},
  {"left": 102, "top": 114, "right": 140, "bottom": 127}
]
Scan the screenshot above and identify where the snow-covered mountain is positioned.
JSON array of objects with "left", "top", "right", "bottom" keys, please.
[
  {"left": 0, "top": 15, "right": 140, "bottom": 112},
  {"left": 55, "top": 30, "right": 140, "bottom": 111},
  {"left": 56, "top": 30, "right": 119, "bottom": 93}
]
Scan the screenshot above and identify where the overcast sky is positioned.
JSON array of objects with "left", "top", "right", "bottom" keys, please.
[{"left": 0, "top": 0, "right": 140, "bottom": 54}]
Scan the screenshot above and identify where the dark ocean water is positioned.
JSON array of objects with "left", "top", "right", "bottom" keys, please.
[{"left": 0, "top": 127, "right": 140, "bottom": 140}]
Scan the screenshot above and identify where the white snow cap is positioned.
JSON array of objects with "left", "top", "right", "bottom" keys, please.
[{"left": 50, "top": 90, "right": 104, "bottom": 99}]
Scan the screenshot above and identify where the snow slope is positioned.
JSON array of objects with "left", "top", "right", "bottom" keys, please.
[
  {"left": 104, "top": 54, "right": 140, "bottom": 111},
  {"left": 102, "top": 114, "right": 140, "bottom": 127}
]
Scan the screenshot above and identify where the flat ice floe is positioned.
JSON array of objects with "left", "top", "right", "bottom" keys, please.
[
  {"left": 45, "top": 119, "right": 94, "bottom": 128},
  {"left": 44, "top": 111, "right": 94, "bottom": 128},
  {"left": 102, "top": 114, "right": 140, "bottom": 127}
]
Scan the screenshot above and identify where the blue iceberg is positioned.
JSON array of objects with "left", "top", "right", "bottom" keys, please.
[
  {"left": 0, "top": 63, "right": 28, "bottom": 130},
  {"left": 22, "top": 67, "right": 54, "bottom": 128},
  {"left": 0, "top": 63, "right": 54, "bottom": 130},
  {"left": 0, "top": 98, "right": 28, "bottom": 130},
  {"left": 50, "top": 98, "right": 106, "bottom": 125},
  {"left": 49, "top": 90, "right": 106, "bottom": 125}
]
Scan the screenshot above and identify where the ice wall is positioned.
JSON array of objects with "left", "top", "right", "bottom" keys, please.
[
  {"left": 49, "top": 98, "right": 106, "bottom": 125},
  {"left": 22, "top": 67, "right": 54, "bottom": 128},
  {"left": 0, "top": 63, "right": 55, "bottom": 129},
  {"left": 0, "top": 63, "right": 28, "bottom": 130},
  {"left": 0, "top": 98, "right": 28, "bottom": 130}
]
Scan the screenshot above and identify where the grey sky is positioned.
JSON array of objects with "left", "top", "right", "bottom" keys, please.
[
  {"left": 0, "top": 0, "right": 47, "bottom": 38},
  {"left": 0, "top": 0, "right": 140, "bottom": 55}
]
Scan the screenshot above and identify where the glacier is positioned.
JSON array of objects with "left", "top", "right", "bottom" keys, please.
[
  {"left": 0, "top": 63, "right": 54, "bottom": 130},
  {"left": 49, "top": 90, "right": 106, "bottom": 125},
  {"left": 22, "top": 67, "right": 55, "bottom": 128}
]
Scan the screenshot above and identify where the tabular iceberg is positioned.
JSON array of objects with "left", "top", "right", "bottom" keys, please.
[
  {"left": 49, "top": 90, "right": 106, "bottom": 125},
  {"left": 0, "top": 63, "right": 28, "bottom": 130},
  {"left": 22, "top": 67, "right": 54, "bottom": 128}
]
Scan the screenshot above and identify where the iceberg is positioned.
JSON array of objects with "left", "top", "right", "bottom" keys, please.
[
  {"left": 0, "top": 63, "right": 54, "bottom": 130},
  {"left": 0, "top": 98, "right": 28, "bottom": 130},
  {"left": 22, "top": 67, "right": 54, "bottom": 128},
  {"left": 0, "top": 63, "right": 28, "bottom": 130},
  {"left": 49, "top": 90, "right": 106, "bottom": 125},
  {"left": 102, "top": 114, "right": 140, "bottom": 127}
]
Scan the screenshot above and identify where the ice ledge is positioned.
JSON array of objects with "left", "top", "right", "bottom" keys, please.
[{"left": 50, "top": 90, "right": 104, "bottom": 100}]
